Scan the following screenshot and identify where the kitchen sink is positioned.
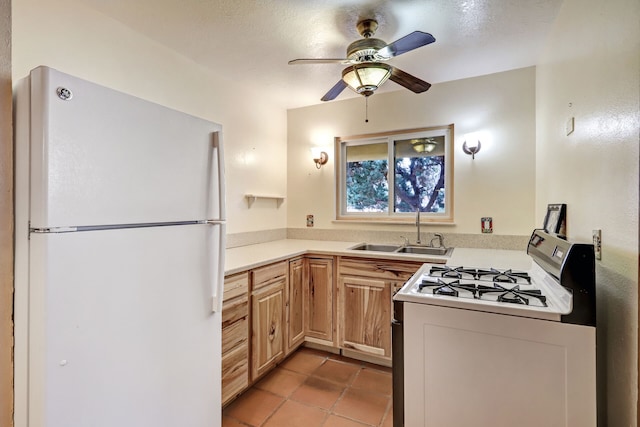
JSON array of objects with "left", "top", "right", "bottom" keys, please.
[
  {"left": 348, "top": 243, "right": 402, "bottom": 252},
  {"left": 395, "top": 246, "right": 452, "bottom": 256},
  {"left": 348, "top": 243, "right": 452, "bottom": 257}
]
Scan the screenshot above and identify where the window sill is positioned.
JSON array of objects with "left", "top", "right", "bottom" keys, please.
[{"left": 332, "top": 219, "right": 456, "bottom": 226}]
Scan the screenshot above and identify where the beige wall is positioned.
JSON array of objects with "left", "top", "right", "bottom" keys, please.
[
  {"left": 0, "top": 0, "right": 11, "bottom": 424},
  {"left": 536, "top": 0, "right": 639, "bottom": 425},
  {"left": 287, "top": 67, "right": 536, "bottom": 237},
  {"left": 12, "top": 0, "right": 289, "bottom": 235}
]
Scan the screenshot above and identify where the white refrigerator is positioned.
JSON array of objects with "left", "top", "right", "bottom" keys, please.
[{"left": 14, "top": 66, "right": 225, "bottom": 427}]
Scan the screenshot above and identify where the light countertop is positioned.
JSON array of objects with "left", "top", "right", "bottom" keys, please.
[{"left": 224, "top": 239, "right": 532, "bottom": 276}]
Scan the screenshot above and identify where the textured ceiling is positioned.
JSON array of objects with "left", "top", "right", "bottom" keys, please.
[{"left": 80, "top": 0, "right": 564, "bottom": 109}]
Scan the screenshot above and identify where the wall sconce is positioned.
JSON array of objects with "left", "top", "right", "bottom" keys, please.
[
  {"left": 311, "top": 148, "right": 329, "bottom": 169},
  {"left": 462, "top": 140, "right": 481, "bottom": 159}
]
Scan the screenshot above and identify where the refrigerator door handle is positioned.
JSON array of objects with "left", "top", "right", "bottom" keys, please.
[
  {"left": 209, "top": 222, "right": 225, "bottom": 313},
  {"left": 206, "top": 131, "right": 225, "bottom": 313},
  {"left": 212, "top": 131, "right": 226, "bottom": 221}
]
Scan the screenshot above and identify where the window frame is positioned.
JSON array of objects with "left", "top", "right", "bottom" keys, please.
[{"left": 335, "top": 124, "right": 454, "bottom": 223}]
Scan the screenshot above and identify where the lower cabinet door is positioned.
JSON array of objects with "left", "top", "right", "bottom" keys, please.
[
  {"left": 251, "top": 280, "right": 285, "bottom": 381},
  {"left": 288, "top": 258, "right": 305, "bottom": 352},
  {"left": 306, "top": 257, "right": 334, "bottom": 343},
  {"left": 339, "top": 275, "right": 391, "bottom": 357}
]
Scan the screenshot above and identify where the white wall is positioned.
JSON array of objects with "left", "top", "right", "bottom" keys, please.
[
  {"left": 12, "top": 0, "right": 288, "bottom": 235},
  {"left": 536, "top": 0, "right": 639, "bottom": 424},
  {"left": 287, "top": 67, "right": 536, "bottom": 236},
  {"left": 0, "top": 1, "right": 12, "bottom": 424}
]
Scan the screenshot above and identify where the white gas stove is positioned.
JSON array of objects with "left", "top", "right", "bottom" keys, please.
[
  {"left": 392, "top": 230, "right": 597, "bottom": 427},
  {"left": 395, "top": 261, "right": 573, "bottom": 321}
]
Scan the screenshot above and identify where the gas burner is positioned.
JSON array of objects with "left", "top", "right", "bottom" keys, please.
[
  {"left": 419, "top": 278, "right": 477, "bottom": 298},
  {"left": 476, "top": 268, "right": 531, "bottom": 284},
  {"left": 477, "top": 284, "right": 547, "bottom": 306},
  {"left": 429, "top": 266, "right": 477, "bottom": 280}
]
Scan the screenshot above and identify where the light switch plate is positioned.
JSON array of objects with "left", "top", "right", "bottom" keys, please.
[
  {"left": 566, "top": 117, "right": 575, "bottom": 136},
  {"left": 593, "top": 229, "right": 601, "bottom": 260}
]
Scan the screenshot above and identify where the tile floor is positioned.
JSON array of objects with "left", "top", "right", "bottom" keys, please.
[{"left": 222, "top": 348, "right": 393, "bottom": 427}]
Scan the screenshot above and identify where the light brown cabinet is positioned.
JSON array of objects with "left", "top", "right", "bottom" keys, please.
[
  {"left": 222, "top": 252, "right": 427, "bottom": 405},
  {"left": 221, "top": 272, "right": 249, "bottom": 406},
  {"left": 338, "top": 275, "right": 391, "bottom": 357},
  {"left": 305, "top": 256, "right": 334, "bottom": 345},
  {"left": 251, "top": 261, "right": 287, "bottom": 381},
  {"left": 337, "top": 257, "right": 423, "bottom": 360},
  {"left": 287, "top": 258, "right": 305, "bottom": 352}
]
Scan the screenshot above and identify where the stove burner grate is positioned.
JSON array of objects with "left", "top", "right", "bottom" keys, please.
[
  {"left": 476, "top": 268, "right": 531, "bottom": 284},
  {"left": 429, "top": 266, "right": 477, "bottom": 280},
  {"left": 477, "top": 284, "right": 547, "bottom": 306},
  {"left": 419, "top": 278, "right": 477, "bottom": 298}
]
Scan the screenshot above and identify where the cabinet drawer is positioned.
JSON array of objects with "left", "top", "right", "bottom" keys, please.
[
  {"left": 224, "top": 272, "right": 249, "bottom": 302},
  {"left": 222, "top": 295, "right": 248, "bottom": 327},
  {"left": 221, "top": 343, "right": 249, "bottom": 406},
  {"left": 252, "top": 261, "right": 288, "bottom": 290},
  {"left": 222, "top": 316, "right": 248, "bottom": 355},
  {"left": 338, "top": 257, "right": 422, "bottom": 281}
]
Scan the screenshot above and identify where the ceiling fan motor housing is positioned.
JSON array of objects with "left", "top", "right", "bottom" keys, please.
[{"left": 347, "top": 38, "right": 387, "bottom": 62}]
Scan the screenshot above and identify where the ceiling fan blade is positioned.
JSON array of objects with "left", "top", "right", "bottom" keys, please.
[
  {"left": 376, "top": 31, "right": 435, "bottom": 59},
  {"left": 288, "top": 58, "right": 352, "bottom": 65},
  {"left": 321, "top": 80, "right": 348, "bottom": 101},
  {"left": 389, "top": 67, "right": 432, "bottom": 93}
]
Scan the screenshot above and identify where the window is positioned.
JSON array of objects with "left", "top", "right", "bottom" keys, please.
[{"left": 336, "top": 125, "right": 453, "bottom": 222}]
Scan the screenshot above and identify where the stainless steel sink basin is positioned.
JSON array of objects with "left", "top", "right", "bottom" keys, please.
[
  {"left": 348, "top": 243, "right": 401, "bottom": 252},
  {"left": 348, "top": 243, "right": 452, "bottom": 257},
  {"left": 395, "top": 246, "right": 452, "bottom": 256}
]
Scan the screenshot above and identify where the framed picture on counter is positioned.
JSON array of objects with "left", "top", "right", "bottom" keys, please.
[{"left": 544, "top": 203, "right": 566, "bottom": 236}]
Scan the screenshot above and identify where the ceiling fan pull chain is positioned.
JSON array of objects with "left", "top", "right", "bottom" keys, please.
[{"left": 365, "top": 96, "right": 369, "bottom": 123}]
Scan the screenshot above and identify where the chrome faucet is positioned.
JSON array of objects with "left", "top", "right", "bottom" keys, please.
[
  {"left": 415, "top": 208, "right": 422, "bottom": 245},
  {"left": 429, "top": 233, "right": 445, "bottom": 248}
]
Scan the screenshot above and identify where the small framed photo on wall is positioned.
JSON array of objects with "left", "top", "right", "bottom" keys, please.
[{"left": 544, "top": 204, "right": 566, "bottom": 236}]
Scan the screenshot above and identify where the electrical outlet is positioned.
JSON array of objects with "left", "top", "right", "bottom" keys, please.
[
  {"left": 592, "top": 229, "right": 601, "bottom": 260},
  {"left": 306, "top": 215, "right": 314, "bottom": 227},
  {"left": 481, "top": 217, "right": 493, "bottom": 233}
]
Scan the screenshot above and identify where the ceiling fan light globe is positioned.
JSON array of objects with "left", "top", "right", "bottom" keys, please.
[{"left": 342, "top": 63, "right": 391, "bottom": 96}]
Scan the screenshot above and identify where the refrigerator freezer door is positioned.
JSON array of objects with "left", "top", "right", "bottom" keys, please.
[
  {"left": 27, "top": 66, "right": 225, "bottom": 229},
  {"left": 26, "top": 224, "right": 222, "bottom": 427}
]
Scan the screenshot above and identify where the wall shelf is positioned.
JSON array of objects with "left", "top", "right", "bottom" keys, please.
[{"left": 244, "top": 194, "right": 285, "bottom": 208}]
